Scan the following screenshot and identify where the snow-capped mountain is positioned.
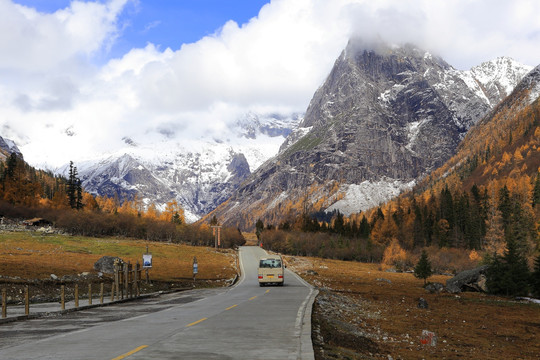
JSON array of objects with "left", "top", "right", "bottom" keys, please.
[
  {"left": 467, "top": 56, "right": 533, "bottom": 107},
  {"left": 59, "top": 113, "right": 300, "bottom": 222},
  {"left": 207, "top": 40, "right": 533, "bottom": 229}
]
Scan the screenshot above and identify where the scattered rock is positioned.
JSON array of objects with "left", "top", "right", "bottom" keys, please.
[
  {"left": 306, "top": 270, "right": 319, "bottom": 275},
  {"left": 418, "top": 297, "right": 429, "bottom": 309},
  {"left": 425, "top": 282, "right": 444, "bottom": 294},
  {"left": 376, "top": 278, "right": 392, "bottom": 284},
  {"left": 446, "top": 265, "right": 489, "bottom": 293},
  {"left": 61, "top": 275, "right": 77, "bottom": 282},
  {"left": 50, "top": 274, "right": 58, "bottom": 281}
]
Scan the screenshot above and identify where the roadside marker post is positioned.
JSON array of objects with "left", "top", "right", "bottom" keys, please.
[
  {"left": 193, "top": 256, "right": 198, "bottom": 282},
  {"left": 61, "top": 285, "right": 65, "bottom": 310}
]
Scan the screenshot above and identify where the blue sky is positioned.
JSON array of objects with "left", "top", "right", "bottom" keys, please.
[{"left": 15, "top": 0, "right": 271, "bottom": 59}]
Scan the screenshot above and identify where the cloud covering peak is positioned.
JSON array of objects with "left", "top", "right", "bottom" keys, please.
[{"left": 0, "top": 0, "right": 539, "bottom": 168}]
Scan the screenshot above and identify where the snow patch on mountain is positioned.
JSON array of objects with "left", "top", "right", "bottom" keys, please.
[
  {"left": 463, "top": 57, "right": 533, "bottom": 107},
  {"left": 325, "top": 179, "right": 416, "bottom": 216}
]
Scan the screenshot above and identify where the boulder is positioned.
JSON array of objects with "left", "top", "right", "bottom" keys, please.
[
  {"left": 93, "top": 256, "right": 123, "bottom": 274},
  {"left": 418, "top": 297, "right": 429, "bottom": 309},
  {"left": 446, "top": 265, "right": 489, "bottom": 293},
  {"left": 425, "top": 282, "right": 444, "bottom": 294}
]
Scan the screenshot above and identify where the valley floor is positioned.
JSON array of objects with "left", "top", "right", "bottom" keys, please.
[
  {"left": 2, "top": 232, "right": 539, "bottom": 359},
  {"left": 286, "top": 256, "right": 540, "bottom": 360}
]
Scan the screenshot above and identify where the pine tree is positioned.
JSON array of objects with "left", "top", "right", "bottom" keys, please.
[
  {"left": 414, "top": 250, "right": 433, "bottom": 285},
  {"left": 498, "top": 185, "right": 512, "bottom": 235},
  {"left": 76, "top": 178, "right": 83, "bottom": 210},
  {"left": 487, "top": 237, "right": 530, "bottom": 296},
  {"left": 359, "top": 216, "right": 370, "bottom": 239},
  {"left": 255, "top": 219, "right": 264, "bottom": 241},
  {"left": 412, "top": 201, "right": 425, "bottom": 247},
  {"left": 333, "top": 211, "right": 345, "bottom": 234},
  {"left": 67, "top": 161, "right": 77, "bottom": 209}
]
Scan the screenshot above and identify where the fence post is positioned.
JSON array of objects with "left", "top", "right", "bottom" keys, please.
[
  {"left": 88, "top": 283, "right": 92, "bottom": 305},
  {"left": 124, "top": 262, "right": 130, "bottom": 299},
  {"left": 134, "top": 262, "right": 140, "bottom": 297},
  {"left": 1, "top": 289, "right": 6, "bottom": 318},
  {"left": 61, "top": 285, "right": 65, "bottom": 310},
  {"left": 119, "top": 263, "right": 124, "bottom": 300},
  {"left": 24, "top": 286, "right": 29, "bottom": 315},
  {"left": 75, "top": 284, "right": 79, "bottom": 308},
  {"left": 110, "top": 281, "right": 115, "bottom": 302},
  {"left": 100, "top": 283, "right": 104, "bottom": 304},
  {"left": 114, "top": 261, "right": 120, "bottom": 300},
  {"left": 129, "top": 262, "right": 134, "bottom": 298}
]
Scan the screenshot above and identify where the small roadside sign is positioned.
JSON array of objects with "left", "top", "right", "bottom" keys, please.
[
  {"left": 193, "top": 256, "right": 198, "bottom": 274},
  {"left": 143, "top": 254, "right": 152, "bottom": 268}
]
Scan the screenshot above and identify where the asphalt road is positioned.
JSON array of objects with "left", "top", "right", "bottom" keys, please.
[{"left": 0, "top": 246, "right": 317, "bottom": 360}]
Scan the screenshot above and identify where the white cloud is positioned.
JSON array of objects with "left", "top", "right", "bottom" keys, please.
[
  {"left": 0, "top": 0, "right": 539, "bottom": 168},
  {"left": 0, "top": 0, "right": 129, "bottom": 71}
]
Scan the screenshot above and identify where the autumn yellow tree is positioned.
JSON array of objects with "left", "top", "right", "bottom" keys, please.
[
  {"left": 160, "top": 199, "right": 185, "bottom": 224},
  {"left": 145, "top": 203, "right": 159, "bottom": 220},
  {"left": 82, "top": 192, "right": 99, "bottom": 212},
  {"left": 381, "top": 238, "right": 408, "bottom": 271}
]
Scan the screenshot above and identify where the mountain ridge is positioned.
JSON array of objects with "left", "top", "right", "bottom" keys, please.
[{"left": 206, "top": 40, "right": 533, "bottom": 229}]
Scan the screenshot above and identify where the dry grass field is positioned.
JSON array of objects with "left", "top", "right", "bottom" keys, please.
[
  {"left": 286, "top": 256, "right": 540, "bottom": 360},
  {"left": 0, "top": 231, "right": 238, "bottom": 300}
]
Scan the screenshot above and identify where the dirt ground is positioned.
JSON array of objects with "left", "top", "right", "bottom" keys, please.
[{"left": 285, "top": 256, "right": 540, "bottom": 360}]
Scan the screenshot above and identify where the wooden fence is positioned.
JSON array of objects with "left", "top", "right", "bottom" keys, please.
[{"left": 1, "top": 261, "right": 143, "bottom": 319}]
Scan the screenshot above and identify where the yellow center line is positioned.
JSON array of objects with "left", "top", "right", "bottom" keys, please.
[
  {"left": 249, "top": 295, "right": 257, "bottom": 300},
  {"left": 226, "top": 304, "right": 238, "bottom": 310},
  {"left": 187, "top": 317, "right": 208, "bottom": 327},
  {"left": 111, "top": 345, "right": 148, "bottom": 360},
  {"left": 265, "top": 289, "right": 270, "bottom": 294}
]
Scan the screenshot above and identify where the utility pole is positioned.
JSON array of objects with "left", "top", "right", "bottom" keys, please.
[{"left": 211, "top": 225, "right": 222, "bottom": 248}]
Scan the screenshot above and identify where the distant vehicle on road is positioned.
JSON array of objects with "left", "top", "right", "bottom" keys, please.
[{"left": 258, "top": 255, "right": 284, "bottom": 286}]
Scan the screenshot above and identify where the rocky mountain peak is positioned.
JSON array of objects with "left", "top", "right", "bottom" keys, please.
[
  {"left": 209, "top": 40, "right": 533, "bottom": 229},
  {"left": 467, "top": 56, "right": 533, "bottom": 106},
  {"left": 0, "top": 136, "right": 23, "bottom": 160}
]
